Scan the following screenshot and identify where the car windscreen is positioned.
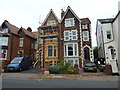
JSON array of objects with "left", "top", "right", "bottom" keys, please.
[
  {"left": 85, "top": 62, "right": 95, "bottom": 66},
  {"left": 10, "top": 59, "right": 22, "bottom": 64}
]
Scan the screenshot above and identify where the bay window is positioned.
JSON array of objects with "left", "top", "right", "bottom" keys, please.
[
  {"left": 64, "top": 43, "right": 78, "bottom": 56},
  {"left": 48, "top": 46, "right": 52, "bottom": 57},
  {"left": 68, "top": 44, "right": 73, "bottom": 56},
  {"left": 54, "top": 46, "right": 57, "bottom": 57}
]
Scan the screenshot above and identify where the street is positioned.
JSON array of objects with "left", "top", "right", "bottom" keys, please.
[{"left": 2, "top": 77, "right": 118, "bottom": 88}]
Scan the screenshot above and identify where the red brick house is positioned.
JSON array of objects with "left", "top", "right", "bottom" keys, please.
[
  {"left": 0, "top": 20, "right": 37, "bottom": 68},
  {"left": 60, "top": 6, "right": 92, "bottom": 68}
]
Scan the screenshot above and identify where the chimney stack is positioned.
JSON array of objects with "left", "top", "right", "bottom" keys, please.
[
  {"left": 61, "top": 9, "right": 65, "bottom": 19},
  {"left": 27, "top": 27, "right": 32, "bottom": 32}
]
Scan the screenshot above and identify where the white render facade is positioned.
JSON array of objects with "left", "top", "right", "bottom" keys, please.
[{"left": 96, "top": 11, "right": 120, "bottom": 74}]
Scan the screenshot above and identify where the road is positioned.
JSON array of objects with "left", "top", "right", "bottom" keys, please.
[{"left": 2, "top": 77, "right": 118, "bottom": 88}]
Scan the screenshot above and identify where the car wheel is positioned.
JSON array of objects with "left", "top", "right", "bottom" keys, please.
[
  {"left": 19, "top": 68, "right": 22, "bottom": 72},
  {"left": 94, "top": 70, "right": 97, "bottom": 73}
]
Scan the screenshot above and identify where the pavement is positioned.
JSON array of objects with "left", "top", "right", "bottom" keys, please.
[{"left": 1, "top": 68, "right": 119, "bottom": 81}]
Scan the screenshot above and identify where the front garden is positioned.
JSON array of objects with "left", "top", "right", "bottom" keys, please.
[{"left": 48, "top": 60, "right": 79, "bottom": 74}]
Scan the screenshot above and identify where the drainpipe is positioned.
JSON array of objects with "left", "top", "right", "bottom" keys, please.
[{"left": 10, "top": 34, "right": 13, "bottom": 61}]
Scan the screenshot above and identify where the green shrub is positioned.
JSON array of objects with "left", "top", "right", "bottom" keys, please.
[
  {"left": 67, "top": 66, "right": 74, "bottom": 73},
  {"left": 48, "top": 65, "right": 61, "bottom": 74},
  {"left": 97, "top": 64, "right": 105, "bottom": 72},
  {"left": 64, "top": 62, "right": 70, "bottom": 70},
  {"left": 57, "top": 59, "right": 64, "bottom": 66}
]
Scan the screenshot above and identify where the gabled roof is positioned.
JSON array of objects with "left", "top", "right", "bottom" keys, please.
[
  {"left": 1, "top": 20, "right": 19, "bottom": 35},
  {"left": 97, "top": 18, "right": 114, "bottom": 24},
  {"left": 60, "top": 6, "right": 81, "bottom": 23},
  {"left": 80, "top": 18, "right": 91, "bottom": 24},
  {"left": 18, "top": 27, "right": 37, "bottom": 39},
  {"left": 41, "top": 9, "right": 59, "bottom": 26}
]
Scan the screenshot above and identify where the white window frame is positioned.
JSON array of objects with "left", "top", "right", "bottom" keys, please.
[
  {"left": 0, "top": 37, "right": 8, "bottom": 46},
  {"left": 64, "top": 31, "right": 70, "bottom": 41},
  {"left": 83, "top": 31, "right": 89, "bottom": 41},
  {"left": 106, "top": 31, "right": 112, "bottom": 40},
  {"left": 65, "top": 18, "right": 75, "bottom": 27},
  {"left": 71, "top": 30, "right": 77, "bottom": 40},
  {"left": 2, "top": 28, "right": 9, "bottom": 33},
  {"left": 82, "top": 24, "right": 88, "bottom": 29},
  {"left": 19, "top": 38, "right": 24, "bottom": 47},
  {"left": 64, "top": 43, "right": 78, "bottom": 57}
]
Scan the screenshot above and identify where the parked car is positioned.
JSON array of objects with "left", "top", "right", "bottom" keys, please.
[
  {"left": 83, "top": 62, "right": 97, "bottom": 72},
  {"left": 7, "top": 57, "right": 32, "bottom": 72}
]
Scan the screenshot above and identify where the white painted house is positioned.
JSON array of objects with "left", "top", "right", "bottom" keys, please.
[{"left": 96, "top": 11, "right": 120, "bottom": 74}]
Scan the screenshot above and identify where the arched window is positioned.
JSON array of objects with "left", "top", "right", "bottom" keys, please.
[{"left": 84, "top": 47, "right": 90, "bottom": 60}]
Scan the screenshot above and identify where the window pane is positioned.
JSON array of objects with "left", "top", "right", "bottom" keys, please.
[
  {"left": 107, "top": 31, "right": 112, "bottom": 39},
  {"left": 70, "top": 19, "right": 73, "bottom": 26},
  {"left": 83, "top": 31, "right": 89, "bottom": 41},
  {"left": 48, "top": 46, "right": 52, "bottom": 57},
  {"left": 19, "top": 38, "right": 23, "bottom": 47},
  {"left": 53, "top": 38, "right": 57, "bottom": 41},
  {"left": 68, "top": 60, "right": 73, "bottom": 66},
  {"left": 73, "top": 36, "right": 76, "bottom": 39},
  {"left": 74, "top": 44, "right": 77, "bottom": 56},
  {"left": 65, "top": 32, "right": 69, "bottom": 36},
  {"left": 64, "top": 31, "right": 69, "bottom": 41},
  {"left": 68, "top": 44, "right": 73, "bottom": 56},
  {"left": 54, "top": 46, "right": 57, "bottom": 57},
  {"left": 72, "top": 31, "right": 76, "bottom": 35},
  {"left": 65, "top": 18, "right": 74, "bottom": 27},
  {"left": 65, "top": 45, "right": 67, "bottom": 56}
]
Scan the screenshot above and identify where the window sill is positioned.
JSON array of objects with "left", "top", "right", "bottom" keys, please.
[{"left": 64, "top": 56, "right": 79, "bottom": 58}]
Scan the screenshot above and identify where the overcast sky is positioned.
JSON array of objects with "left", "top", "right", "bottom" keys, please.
[{"left": 0, "top": 0, "right": 119, "bottom": 46}]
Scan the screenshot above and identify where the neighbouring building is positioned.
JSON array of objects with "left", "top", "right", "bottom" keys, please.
[
  {"left": 96, "top": 11, "right": 120, "bottom": 74},
  {"left": 37, "top": 9, "right": 60, "bottom": 69},
  {"left": 0, "top": 20, "right": 37, "bottom": 68},
  {"left": 60, "top": 6, "right": 92, "bottom": 68},
  {"left": 37, "top": 6, "right": 93, "bottom": 69}
]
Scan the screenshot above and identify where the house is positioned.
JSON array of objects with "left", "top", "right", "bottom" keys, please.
[
  {"left": 96, "top": 11, "right": 120, "bottom": 74},
  {"left": 0, "top": 20, "right": 37, "bottom": 68},
  {"left": 60, "top": 6, "right": 93, "bottom": 68},
  {"left": 37, "top": 9, "right": 60, "bottom": 69},
  {"left": 37, "top": 6, "right": 93, "bottom": 69}
]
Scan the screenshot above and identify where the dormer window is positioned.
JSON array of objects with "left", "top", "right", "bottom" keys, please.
[{"left": 65, "top": 18, "right": 74, "bottom": 27}]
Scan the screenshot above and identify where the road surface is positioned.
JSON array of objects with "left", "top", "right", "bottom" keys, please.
[{"left": 2, "top": 77, "right": 118, "bottom": 88}]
